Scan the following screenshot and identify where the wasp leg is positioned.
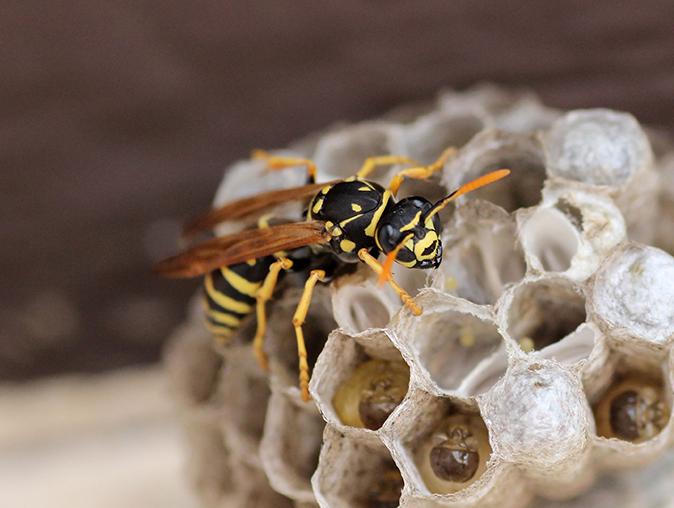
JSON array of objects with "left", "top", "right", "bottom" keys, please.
[
  {"left": 252, "top": 150, "right": 317, "bottom": 183},
  {"left": 358, "top": 249, "right": 423, "bottom": 316},
  {"left": 355, "top": 155, "right": 418, "bottom": 179},
  {"left": 387, "top": 146, "right": 457, "bottom": 196},
  {"left": 292, "top": 269, "right": 326, "bottom": 401},
  {"left": 253, "top": 257, "right": 294, "bottom": 371}
]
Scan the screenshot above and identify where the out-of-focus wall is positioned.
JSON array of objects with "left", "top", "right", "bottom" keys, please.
[{"left": 1, "top": 0, "right": 673, "bottom": 380}]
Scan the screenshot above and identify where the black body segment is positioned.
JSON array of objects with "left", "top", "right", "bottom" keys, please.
[
  {"left": 375, "top": 196, "right": 444, "bottom": 269},
  {"left": 307, "top": 177, "right": 393, "bottom": 261},
  {"left": 201, "top": 246, "right": 335, "bottom": 340},
  {"left": 203, "top": 256, "right": 276, "bottom": 339}
]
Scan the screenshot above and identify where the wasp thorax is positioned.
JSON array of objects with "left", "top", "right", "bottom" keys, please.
[
  {"left": 595, "top": 378, "right": 669, "bottom": 443},
  {"left": 332, "top": 359, "right": 410, "bottom": 430},
  {"left": 416, "top": 413, "right": 491, "bottom": 494},
  {"left": 366, "top": 463, "right": 403, "bottom": 508}
]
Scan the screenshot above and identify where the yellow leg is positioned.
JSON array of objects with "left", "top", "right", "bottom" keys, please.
[
  {"left": 253, "top": 257, "right": 293, "bottom": 371},
  {"left": 292, "top": 269, "right": 326, "bottom": 401},
  {"left": 358, "top": 249, "right": 422, "bottom": 316},
  {"left": 252, "top": 149, "right": 317, "bottom": 183},
  {"left": 356, "top": 155, "right": 419, "bottom": 179},
  {"left": 387, "top": 146, "right": 457, "bottom": 196}
]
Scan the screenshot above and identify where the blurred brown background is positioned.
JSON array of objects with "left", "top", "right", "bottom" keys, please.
[{"left": 2, "top": 0, "right": 673, "bottom": 380}]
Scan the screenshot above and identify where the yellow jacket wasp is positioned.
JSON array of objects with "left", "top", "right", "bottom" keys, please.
[{"left": 155, "top": 148, "right": 509, "bottom": 401}]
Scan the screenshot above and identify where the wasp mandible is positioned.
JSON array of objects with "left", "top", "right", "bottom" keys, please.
[{"left": 155, "top": 148, "right": 510, "bottom": 401}]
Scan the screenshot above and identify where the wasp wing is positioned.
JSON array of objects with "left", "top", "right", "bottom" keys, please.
[
  {"left": 155, "top": 221, "right": 329, "bottom": 278},
  {"left": 183, "top": 181, "right": 338, "bottom": 240}
]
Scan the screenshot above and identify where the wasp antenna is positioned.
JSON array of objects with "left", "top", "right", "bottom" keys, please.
[{"left": 424, "top": 169, "right": 511, "bottom": 221}]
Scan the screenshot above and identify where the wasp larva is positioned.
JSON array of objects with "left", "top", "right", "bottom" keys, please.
[
  {"left": 332, "top": 359, "right": 409, "bottom": 430},
  {"left": 595, "top": 378, "right": 670, "bottom": 443},
  {"left": 416, "top": 413, "right": 491, "bottom": 493}
]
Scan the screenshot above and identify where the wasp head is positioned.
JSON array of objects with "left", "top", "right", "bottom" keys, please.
[{"left": 376, "top": 197, "right": 443, "bottom": 269}]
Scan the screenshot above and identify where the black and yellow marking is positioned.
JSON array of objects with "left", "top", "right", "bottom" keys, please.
[
  {"left": 202, "top": 257, "right": 274, "bottom": 340},
  {"left": 157, "top": 147, "right": 510, "bottom": 403},
  {"left": 307, "top": 177, "right": 394, "bottom": 261}
]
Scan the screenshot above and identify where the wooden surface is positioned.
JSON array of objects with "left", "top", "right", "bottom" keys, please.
[{"left": 1, "top": 0, "right": 674, "bottom": 379}]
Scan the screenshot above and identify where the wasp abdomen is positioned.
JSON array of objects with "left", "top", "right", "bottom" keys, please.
[{"left": 203, "top": 257, "right": 276, "bottom": 340}]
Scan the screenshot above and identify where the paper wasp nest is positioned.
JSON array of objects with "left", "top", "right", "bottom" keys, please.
[{"left": 164, "top": 85, "right": 674, "bottom": 508}]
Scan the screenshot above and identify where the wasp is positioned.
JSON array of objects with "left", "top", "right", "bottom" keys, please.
[{"left": 155, "top": 148, "right": 509, "bottom": 401}]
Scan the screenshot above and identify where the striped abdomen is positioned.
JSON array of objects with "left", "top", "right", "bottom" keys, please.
[{"left": 202, "top": 256, "right": 275, "bottom": 340}]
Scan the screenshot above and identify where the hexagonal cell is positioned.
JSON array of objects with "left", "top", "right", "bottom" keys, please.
[
  {"left": 381, "top": 390, "right": 503, "bottom": 503},
  {"left": 480, "top": 359, "right": 594, "bottom": 497},
  {"left": 444, "top": 130, "right": 546, "bottom": 213},
  {"left": 520, "top": 207, "right": 580, "bottom": 274},
  {"left": 331, "top": 270, "right": 402, "bottom": 334},
  {"left": 595, "top": 378, "right": 669, "bottom": 443},
  {"left": 590, "top": 244, "right": 674, "bottom": 348},
  {"left": 588, "top": 348, "right": 673, "bottom": 468},
  {"left": 439, "top": 83, "right": 533, "bottom": 118},
  {"left": 390, "top": 291, "right": 505, "bottom": 396},
  {"left": 218, "top": 345, "right": 271, "bottom": 468},
  {"left": 502, "top": 277, "right": 587, "bottom": 360},
  {"left": 266, "top": 285, "right": 337, "bottom": 401},
  {"left": 164, "top": 320, "right": 224, "bottom": 407},
  {"left": 493, "top": 97, "right": 560, "bottom": 133},
  {"left": 543, "top": 109, "right": 653, "bottom": 187},
  {"left": 313, "top": 426, "right": 404, "bottom": 508},
  {"left": 431, "top": 201, "right": 526, "bottom": 305},
  {"left": 519, "top": 188, "right": 627, "bottom": 282},
  {"left": 313, "top": 122, "right": 396, "bottom": 183},
  {"left": 414, "top": 412, "right": 492, "bottom": 494},
  {"left": 331, "top": 264, "right": 434, "bottom": 335},
  {"left": 311, "top": 328, "right": 410, "bottom": 445},
  {"left": 261, "top": 391, "right": 325, "bottom": 503},
  {"left": 438, "top": 83, "right": 559, "bottom": 134},
  {"left": 392, "top": 111, "right": 486, "bottom": 165}
]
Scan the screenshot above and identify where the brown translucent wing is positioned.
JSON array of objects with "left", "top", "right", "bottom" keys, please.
[
  {"left": 183, "top": 181, "right": 338, "bottom": 240},
  {"left": 154, "top": 221, "right": 329, "bottom": 278}
]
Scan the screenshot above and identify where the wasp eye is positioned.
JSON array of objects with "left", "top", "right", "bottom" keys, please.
[{"left": 377, "top": 224, "right": 401, "bottom": 253}]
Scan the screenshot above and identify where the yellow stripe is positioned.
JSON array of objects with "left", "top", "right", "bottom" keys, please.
[
  {"left": 221, "top": 267, "right": 261, "bottom": 298},
  {"left": 312, "top": 198, "right": 324, "bottom": 215},
  {"left": 207, "top": 308, "right": 241, "bottom": 327},
  {"left": 204, "top": 274, "right": 254, "bottom": 313},
  {"left": 414, "top": 232, "right": 438, "bottom": 260},
  {"left": 364, "top": 190, "right": 391, "bottom": 236},
  {"left": 339, "top": 213, "right": 363, "bottom": 228},
  {"left": 400, "top": 211, "right": 422, "bottom": 232},
  {"left": 204, "top": 321, "right": 234, "bottom": 338}
]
